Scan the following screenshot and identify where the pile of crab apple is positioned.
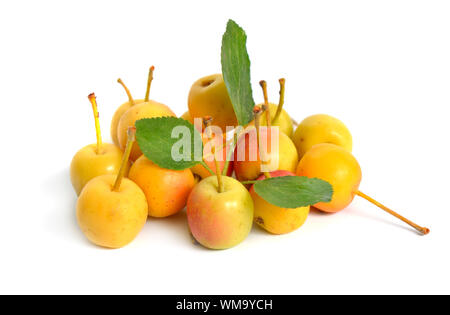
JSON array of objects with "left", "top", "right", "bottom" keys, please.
[{"left": 70, "top": 67, "right": 429, "bottom": 250}]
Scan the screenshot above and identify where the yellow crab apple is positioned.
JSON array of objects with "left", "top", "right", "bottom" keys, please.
[
  {"left": 296, "top": 143, "right": 430, "bottom": 235},
  {"left": 110, "top": 78, "right": 145, "bottom": 146},
  {"left": 115, "top": 66, "right": 176, "bottom": 161},
  {"left": 250, "top": 170, "right": 310, "bottom": 235},
  {"left": 129, "top": 156, "right": 195, "bottom": 218},
  {"left": 76, "top": 128, "right": 148, "bottom": 248},
  {"left": 70, "top": 93, "right": 125, "bottom": 195},
  {"left": 292, "top": 114, "right": 352, "bottom": 159},
  {"left": 188, "top": 74, "right": 237, "bottom": 132}
]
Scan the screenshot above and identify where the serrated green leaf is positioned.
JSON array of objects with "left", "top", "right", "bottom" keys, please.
[
  {"left": 135, "top": 117, "right": 203, "bottom": 170},
  {"left": 221, "top": 19, "right": 255, "bottom": 126},
  {"left": 253, "top": 176, "right": 333, "bottom": 208}
]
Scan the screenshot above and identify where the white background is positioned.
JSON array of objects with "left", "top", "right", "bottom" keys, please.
[{"left": 0, "top": 0, "right": 449, "bottom": 295}]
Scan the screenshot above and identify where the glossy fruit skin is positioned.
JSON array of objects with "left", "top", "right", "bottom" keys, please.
[
  {"left": 70, "top": 143, "right": 126, "bottom": 195},
  {"left": 188, "top": 74, "right": 237, "bottom": 132},
  {"left": 187, "top": 176, "right": 254, "bottom": 250},
  {"left": 234, "top": 127, "right": 299, "bottom": 182},
  {"left": 76, "top": 174, "right": 148, "bottom": 249},
  {"left": 250, "top": 170, "right": 310, "bottom": 234},
  {"left": 249, "top": 103, "right": 293, "bottom": 138},
  {"left": 117, "top": 101, "right": 176, "bottom": 161},
  {"left": 110, "top": 99, "right": 145, "bottom": 146},
  {"left": 296, "top": 143, "right": 362, "bottom": 213},
  {"left": 129, "top": 155, "right": 195, "bottom": 218},
  {"left": 292, "top": 114, "right": 352, "bottom": 160},
  {"left": 191, "top": 133, "right": 233, "bottom": 179}
]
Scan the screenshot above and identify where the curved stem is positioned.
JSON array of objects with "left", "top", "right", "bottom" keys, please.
[
  {"left": 117, "top": 78, "right": 135, "bottom": 106},
  {"left": 113, "top": 127, "right": 135, "bottom": 191},
  {"left": 259, "top": 80, "right": 271, "bottom": 128},
  {"left": 356, "top": 191, "right": 430, "bottom": 235},
  {"left": 272, "top": 78, "right": 285, "bottom": 125},
  {"left": 144, "top": 66, "right": 155, "bottom": 102},
  {"left": 88, "top": 93, "right": 102, "bottom": 154}
]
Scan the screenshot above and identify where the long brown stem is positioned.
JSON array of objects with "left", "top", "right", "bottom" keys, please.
[
  {"left": 253, "top": 106, "right": 271, "bottom": 179},
  {"left": 145, "top": 66, "right": 155, "bottom": 102},
  {"left": 259, "top": 80, "right": 271, "bottom": 128},
  {"left": 356, "top": 191, "right": 430, "bottom": 235},
  {"left": 203, "top": 116, "right": 224, "bottom": 193},
  {"left": 113, "top": 127, "right": 135, "bottom": 191},
  {"left": 272, "top": 78, "right": 286, "bottom": 124},
  {"left": 88, "top": 93, "right": 102, "bottom": 154},
  {"left": 117, "top": 78, "right": 135, "bottom": 106}
]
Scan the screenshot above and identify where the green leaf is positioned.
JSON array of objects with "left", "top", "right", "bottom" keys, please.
[
  {"left": 135, "top": 117, "right": 203, "bottom": 170},
  {"left": 221, "top": 19, "right": 255, "bottom": 126},
  {"left": 253, "top": 176, "right": 333, "bottom": 208}
]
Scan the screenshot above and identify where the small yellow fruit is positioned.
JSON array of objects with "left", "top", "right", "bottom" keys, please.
[
  {"left": 117, "top": 101, "right": 175, "bottom": 161},
  {"left": 234, "top": 127, "right": 299, "bottom": 182},
  {"left": 188, "top": 74, "right": 237, "bottom": 132},
  {"left": 71, "top": 93, "right": 125, "bottom": 195},
  {"left": 113, "top": 68, "right": 176, "bottom": 161},
  {"left": 251, "top": 103, "right": 293, "bottom": 137},
  {"left": 187, "top": 176, "right": 254, "bottom": 250},
  {"left": 292, "top": 114, "right": 353, "bottom": 159},
  {"left": 110, "top": 98, "right": 145, "bottom": 146},
  {"left": 129, "top": 155, "right": 195, "bottom": 218},
  {"left": 76, "top": 174, "right": 148, "bottom": 249},
  {"left": 296, "top": 143, "right": 361, "bottom": 212},
  {"left": 70, "top": 143, "right": 126, "bottom": 195},
  {"left": 250, "top": 171, "right": 309, "bottom": 235}
]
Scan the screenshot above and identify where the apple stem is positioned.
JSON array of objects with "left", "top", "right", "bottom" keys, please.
[
  {"left": 253, "top": 106, "right": 272, "bottom": 179},
  {"left": 202, "top": 131, "right": 242, "bottom": 175},
  {"left": 222, "top": 131, "right": 238, "bottom": 176},
  {"left": 88, "top": 93, "right": 102, "bottom": 154},
  {"left": 272, "top": 78, "right": 286, "bottom": 125},
  {"left": 259, "top": 80, "right": 271, "bottom": 128},
  {"left": 144, "top": 66, "right": 155, "bottom": 102},
  {"left": 356, "top": 191, "right": 430, "bottom": 235},
  {"left": 113, "top": 127, "right": 135, "bottom": 192},
  {"left": 203, "top": 116, "right": 224, "bottom": 193},
  {"left": 117, "top": 78, "right": 135, "bottom": 106}
]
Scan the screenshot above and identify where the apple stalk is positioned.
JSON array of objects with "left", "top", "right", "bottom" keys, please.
[
  {"left": 113, "top": 127, "right": 135, "bottom": 192},
  {"left": 88, "top": 93, "right": 103, "bottom": 154},
  {"left": 203, "top": 116, "right": 224, "bottom": 193},
  {"left": 356, "top": 191, "right": 430, "bottom": 235}
]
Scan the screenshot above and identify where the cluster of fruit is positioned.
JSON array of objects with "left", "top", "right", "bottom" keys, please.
[{"left": 70, "top": 20, "right": 429, "bottom": 250}]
